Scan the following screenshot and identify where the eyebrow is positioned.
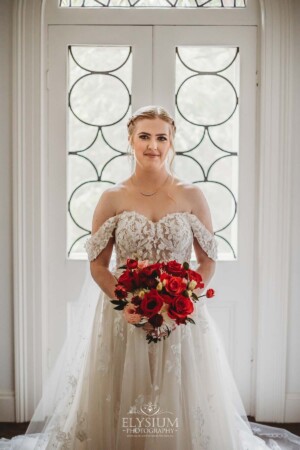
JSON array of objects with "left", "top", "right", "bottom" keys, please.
[{"left": 138, "top": 132, "right": 168, "bottom": 136}]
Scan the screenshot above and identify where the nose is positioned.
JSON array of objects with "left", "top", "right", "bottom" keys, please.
[{"left": 148, "top": 140, "right": 158, "bottom": 150}]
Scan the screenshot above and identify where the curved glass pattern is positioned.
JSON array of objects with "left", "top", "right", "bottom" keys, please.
[
  {"left": 67, "top": 44, "right": 240, "bottom": 261},
  {"left": 67, "top": 45, "right": 133, "bottom": 258},
  {"left": 60, "top": 0, "right": 246, "bottom": 8},
  {"left": 174, "top": 46, "right": 240, "bottom": 260}
]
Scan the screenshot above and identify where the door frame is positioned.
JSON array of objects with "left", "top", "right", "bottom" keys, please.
[
  {"left": 47, "top": 22, "right": 257, "bottom": 412},
  {"left": 12, "top": 0, "right": 294, "bottom": 423}
]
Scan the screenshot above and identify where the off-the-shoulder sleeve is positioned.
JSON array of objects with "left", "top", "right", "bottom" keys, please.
[
  {"left": 84, "top": 215, "right": 119, "bottom": 262},
  {"left": 188, "top": 213, "right": 218, "bottom": 261}
]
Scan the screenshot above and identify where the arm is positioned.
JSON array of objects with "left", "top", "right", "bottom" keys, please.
[
  {"left": 189, "top": 186, "right": 216, "bottom": 295},
  {"left": 89, "top": 190, "right": 119, "bottom": 299}
]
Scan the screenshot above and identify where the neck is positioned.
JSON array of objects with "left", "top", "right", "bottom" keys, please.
[{"left": 133, "top": 165, "right": 170, "bottom": 188}]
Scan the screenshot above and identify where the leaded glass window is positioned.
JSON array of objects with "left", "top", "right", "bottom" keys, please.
[
  {"left": 174, "top": 46, "right": 239, "bottom": 260},
  {"left": 67, "top": 45, "right": 133, "bottom": 258},
  {"left": 67, "top": 44, "right": 239, "bottom": 261},
  {"left": 60, "top": 0, "right": 246, "bottom": 8}
]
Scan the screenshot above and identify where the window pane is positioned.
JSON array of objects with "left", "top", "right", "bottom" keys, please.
[
  {"left": 174, "top": 46, "right": 240, "bottom": 260},
  {"left": 67, "top": 45, "right": 133, "bottom": 259},
  {"left": 60, "top": 0, "right": 246, "bottom": 8}
]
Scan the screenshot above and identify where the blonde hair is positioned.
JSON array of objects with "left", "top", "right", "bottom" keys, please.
[{"left": 126, "top": 105, "right": 177, "bottom": 175}]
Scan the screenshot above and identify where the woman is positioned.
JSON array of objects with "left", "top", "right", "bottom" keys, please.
[{"left": 1, "top": 105, "right": 300, "bottom": 449}]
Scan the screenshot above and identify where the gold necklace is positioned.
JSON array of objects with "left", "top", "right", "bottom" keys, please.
[{"left": 131, "top": 173, "right": 170, "bottom": 197}]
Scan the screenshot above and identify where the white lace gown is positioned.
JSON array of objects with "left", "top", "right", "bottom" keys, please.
[{"left": 1, "top": 210, "right": 300, "bottom": 450}]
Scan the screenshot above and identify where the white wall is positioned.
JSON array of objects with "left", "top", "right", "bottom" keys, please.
[
  {"left": 0, "top": 0, "right": 15, "bottom": 421},
  {"left": 0, "top": 0, "right": 299, "bottom": 423},
  {"left": 285, "top": 0, "right": 300, "bottom": 422}
]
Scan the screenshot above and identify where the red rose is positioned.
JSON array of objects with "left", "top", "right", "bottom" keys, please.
[
  {"left": 140, "top": 263, "right": 162, "bottom": 278},
  {"left": 114, "top": 284, "right": 127, "bottom": 299},
  {"left": 131, "top": 295, "right": 142, "bottom": 306},
  {"left": 164, "top": 260, "right": 187, "bottom": 277},
  {"left": 138, "top": 271, "right": 158, "bottom": 289},
  {"left": 118, "top": 269, "right": 135, "bottom": 291},
  {"left": 140, "top": 289, "right": 164, "bottom": 318},
  {"left": 126, "top": 258, "right": 138, "bottom": 269},
  {"left": 165, "top": 276, "right": 187, "bottom": 296},
  {"left": 188, "top": 269, "right": 205, "bottom": 289},
  {"left": 167, "top": 295, "right": 194, "bottom": 321},
  {"left": 132, "top": 269, "right": 141, "bottom": 286},
  {"left": 148, "top": 313, "right": 164, "bottom": 328},
  {"left": 206, "top": 288, "right": 215, "bottom": 298},
  {"left": 160, "top": 272, "right": 171, "bottom": 283},
  {"left": 146, "top": 277, "right": 159, "bottom": 288},
  {"left": 173, "top": 316, "right": 187, "bottom": 325},
  {"left": 160, "top": 293, "right": 173, "bottom": 305}
]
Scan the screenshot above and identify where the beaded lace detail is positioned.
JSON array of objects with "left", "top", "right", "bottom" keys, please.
[
  {"left": 84, "top": 210, "right": 218, "bottom": 265},
  {"left": 84, "top": 215, "right": 118, "bottom": 262}
]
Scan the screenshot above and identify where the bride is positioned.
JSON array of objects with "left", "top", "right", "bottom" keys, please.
[{"left": 1, "top": 105, "right": 300, "bottom": 449}]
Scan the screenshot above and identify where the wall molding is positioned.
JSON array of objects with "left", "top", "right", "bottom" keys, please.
[
  {"left": 12, "top": 0, "right": 44, "bottom": 421},
  {"left": 12, "top": 0, "right": 296, "bottom": 423},
  {"left": 254, "top": 0, "right": 295, "bottom": 422}
]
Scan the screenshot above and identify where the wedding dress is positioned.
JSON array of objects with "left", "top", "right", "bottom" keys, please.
[{"left": 1, "top": 210, "right": 300, "bottom": 449}]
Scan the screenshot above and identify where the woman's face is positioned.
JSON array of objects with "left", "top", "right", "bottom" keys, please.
[{"left": 129, "top": 118, "right": 172, "bottom": 171}]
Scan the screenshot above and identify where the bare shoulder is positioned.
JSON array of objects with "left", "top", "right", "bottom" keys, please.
[
  {"left": 173, "top": 178, "right": 206, "bottom": 206},
  {"left": 176, "top": 181, "right": 214, "bottom": 233},
  {"left": 91, "top": 183, "right": 126, "bottom": 234},
  {"left": 184, "top": 183, "right": 208, "bottom": 208}
]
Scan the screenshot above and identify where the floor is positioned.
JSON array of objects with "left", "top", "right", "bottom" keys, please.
[
  {"left": 248, "top": 416, "right": 300, "bottom": 436},
  {"left": 0, "top": 417, "right": 299, "bottom": 440}
]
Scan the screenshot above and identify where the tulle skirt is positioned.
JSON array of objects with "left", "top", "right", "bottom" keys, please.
[{"left": 1, "top": 266, "right": 300, "bottom": 450}]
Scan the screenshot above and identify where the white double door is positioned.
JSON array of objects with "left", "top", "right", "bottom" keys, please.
[{"left": 47, "top": 24, "right": 257, "bottom": 413}]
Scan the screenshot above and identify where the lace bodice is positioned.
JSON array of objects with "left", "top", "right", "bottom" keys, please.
[{"left": 84, "top": 210, "right": 218, "bottom": 267}]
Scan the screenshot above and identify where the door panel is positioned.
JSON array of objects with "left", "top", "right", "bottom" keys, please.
[
  {"left": 153, "top": 26, "right": 257, "bottom": 410},
  {"left": 47, "top": 25, "right": 153, "bottom": 368}
]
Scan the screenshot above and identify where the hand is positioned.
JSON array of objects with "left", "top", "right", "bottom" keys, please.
[{"left": 142, "top": 322, "right": 155, "bottom": 332}]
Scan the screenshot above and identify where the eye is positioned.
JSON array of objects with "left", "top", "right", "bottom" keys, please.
[{"left": 139, "top": 135, "right": 167, "bottom": 141}]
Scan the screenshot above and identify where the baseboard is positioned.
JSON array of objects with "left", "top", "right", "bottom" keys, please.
[
  {"left": 285, "top": 393, "right": 300, "bottom": 422},
  {"left": 0, "top": 391, "right": 15, "bottom": 422}
]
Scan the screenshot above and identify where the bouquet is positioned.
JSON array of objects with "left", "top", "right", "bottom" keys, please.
[{"left": 111, "top": 259, "right": 215, "bottom": 344}]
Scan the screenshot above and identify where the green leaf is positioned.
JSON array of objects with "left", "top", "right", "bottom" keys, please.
[
  {"left": 110, "top": 299, "right": 122, "bottom": 305},
  {"left": 183, "top": 261, "right": 189, "bottom": 270},
  {"left": 186, "top": 317, "right": 196, "bottom": 324},
  {"left": 113, "top": 304, "right": 126, "bottom": 311}
]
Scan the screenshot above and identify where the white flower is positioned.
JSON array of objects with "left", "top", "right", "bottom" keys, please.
[
  {"left": 188, "top": 280, "right": 197, "bottom": 290},
  {"left": 156, "top": 282, "right": 163, "bottom": 291}
]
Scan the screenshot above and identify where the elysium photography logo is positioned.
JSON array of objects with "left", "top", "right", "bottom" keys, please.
[{"left": 122, "top": 401, "right": 179, "bottom": 438}]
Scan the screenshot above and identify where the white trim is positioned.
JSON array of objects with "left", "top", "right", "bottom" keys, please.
[
  {"left": 12, "top": 0, "right": 297, "bottom": 423},
  {"left": 254, "top": 0, "right": 294, "bottom": 422},
  {"left": 12, "top": 0, "right": 44, "bottom": 421}
]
